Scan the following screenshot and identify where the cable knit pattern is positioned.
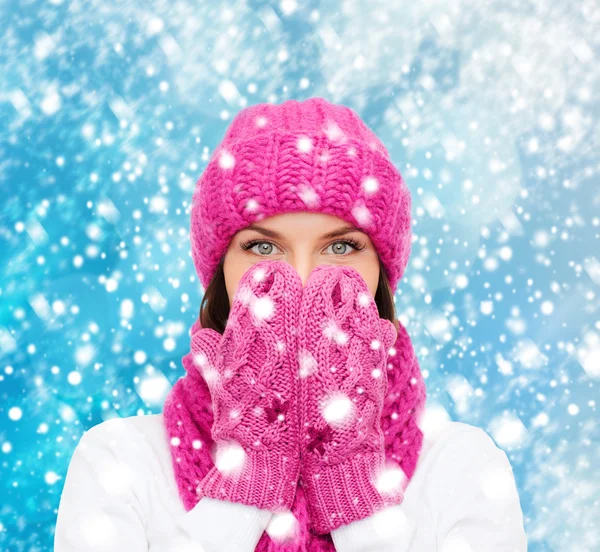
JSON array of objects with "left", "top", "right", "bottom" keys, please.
[
  {"left": 163, "top": 263, "right": 427, "bottom": 550},
  {"left": 189, "top": 97, "right": 412, "bottom": 293},
  {"left": 297, "top": 263, "right": 405, "bottom": 535},
  {"left": 191, "top": 260, "right": 303, "bottom": 511}
]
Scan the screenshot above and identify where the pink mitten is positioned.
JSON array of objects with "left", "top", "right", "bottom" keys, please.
[
  {"left": 296, "top": 264, "right": 402, "bottom": 534},
  {"left": 194, "top": 259, "right": 303, "bottom": 512}
]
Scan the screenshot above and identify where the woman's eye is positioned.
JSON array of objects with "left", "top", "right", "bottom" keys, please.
[
  {"left": 326, "top": 241, "right": 355, "bottom": 255},
  {"left": 246, "top": 241, "right": 281, "bottom": 255}
]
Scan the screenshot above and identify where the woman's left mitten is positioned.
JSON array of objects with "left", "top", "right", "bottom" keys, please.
[{"left": 296, "top": 264, "right": 403, "bottom": 535}]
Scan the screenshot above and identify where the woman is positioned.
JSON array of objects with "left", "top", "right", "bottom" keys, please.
[{"left": 54, "top": 97, "right": 527, "bottom": 551}]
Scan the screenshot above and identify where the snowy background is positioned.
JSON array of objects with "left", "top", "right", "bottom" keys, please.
[{"left": 1, "top": 0, "right": 599, "bottom": 550}]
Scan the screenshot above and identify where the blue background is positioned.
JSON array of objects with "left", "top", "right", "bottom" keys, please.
[{"left": 1, "top": 0, "right": 598, "bottom": 550}]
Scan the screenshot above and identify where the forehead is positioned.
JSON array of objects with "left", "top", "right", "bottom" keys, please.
[{"left": 239, "top": 212, "right": 367, "bottom": 241}]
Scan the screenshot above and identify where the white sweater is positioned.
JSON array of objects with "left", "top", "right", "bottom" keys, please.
[{"left": 53, "top": 409, "right": 528, "bottom": 551}]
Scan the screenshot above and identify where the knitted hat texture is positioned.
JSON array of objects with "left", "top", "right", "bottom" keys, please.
[{"left": 190, "top": 96, "right": 412, "bottom": 291}]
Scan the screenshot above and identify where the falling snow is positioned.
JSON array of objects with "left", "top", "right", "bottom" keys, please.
[{"left": 0, "top": 0, "right": 598, "bottom": 550}]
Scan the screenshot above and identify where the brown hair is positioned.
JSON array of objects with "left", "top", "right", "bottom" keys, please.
[{"left": 199, "top": 256, "right": 399, "bottom": 335}]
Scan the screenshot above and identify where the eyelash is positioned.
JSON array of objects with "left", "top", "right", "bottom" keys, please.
[{"left": 240, "top": 237, "right": 366, "bottom": 256}]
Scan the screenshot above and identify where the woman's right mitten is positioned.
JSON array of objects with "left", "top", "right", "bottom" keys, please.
[{"left": 193, "top": 259, "right": 303, "bottom": 513}]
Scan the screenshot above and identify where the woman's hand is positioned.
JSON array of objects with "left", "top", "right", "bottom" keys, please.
[
  {"left": 296, "top": 264, "right": 404, "bottom": 535},
  {"left": 193, "top": 259, "right": 303, "bottom": 513}
]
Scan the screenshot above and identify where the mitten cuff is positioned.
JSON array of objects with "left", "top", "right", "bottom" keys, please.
[
  {"left": 196, "top": 449, "right": 300, "bottom": 513},
  {"left": 302, "top": 452, "right": 405, "bottom": 535}
]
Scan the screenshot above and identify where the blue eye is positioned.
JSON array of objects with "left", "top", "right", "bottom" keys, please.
[
  {"left": 242, "top": 241, "right": 280, "bottom": 256},
  {"left": 325, "top": 240, "right": 360, "bottom": 255}
]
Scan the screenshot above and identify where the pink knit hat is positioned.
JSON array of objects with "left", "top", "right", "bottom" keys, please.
[{"left": 190, "top": 96, "right": 412, "bottom": 291}]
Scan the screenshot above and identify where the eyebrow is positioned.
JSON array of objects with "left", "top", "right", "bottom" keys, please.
[{"left": 242, "top": 224, "right": 366, "bottom": 241}]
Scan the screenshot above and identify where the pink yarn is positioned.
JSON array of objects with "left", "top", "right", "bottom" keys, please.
[
  {"left": 189, "top": 97, "right": 412, "bottom": 293},
  {"left": 193, "top": 261, "right": 303, "bottom": 512},
  {"left": 297, "top": 262, "right": 406, "bottom": 535},
  {"left": 162, "top": 260, "right": 427, "bottom": 550}
]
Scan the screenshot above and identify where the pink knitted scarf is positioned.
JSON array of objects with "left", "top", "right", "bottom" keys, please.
[{"left": 163, "top": 314, "right": 426, "bottom": 551}]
